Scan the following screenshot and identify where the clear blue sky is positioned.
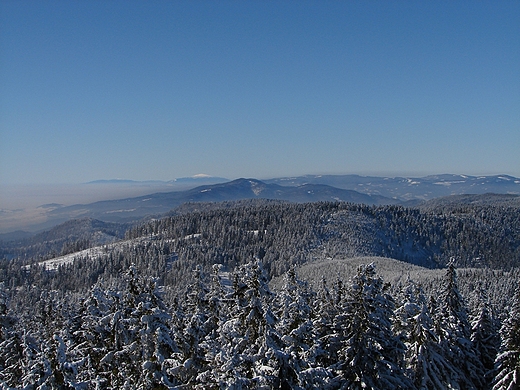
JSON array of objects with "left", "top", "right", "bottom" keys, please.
[{"left": 1, "top": 0, "right": 519, "bottom": 184}]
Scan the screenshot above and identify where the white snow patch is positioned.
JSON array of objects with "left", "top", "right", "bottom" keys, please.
[
  {"left": 218, "top": 270, "right": 233, "bottom": 292},
  {"left": 105, "top": 209, "right": 136, "bottom": 214},
  {"left": 434, "top": 180, "right": 465, "bottom": 186},
  {"left": 250, "top": 181, "right": 263, "bottom": 195},
  {"left": 247, "top": 230, "right": 266, "bottom": 236},
  {"left": 26, "top": 246, "right": 108, "bottom": 271},
  {"left": 184, "top": 233, "right": 202, "bottom": 239},
  {"left": 26, "top": 235, "right": 178, "bottom": 271}
]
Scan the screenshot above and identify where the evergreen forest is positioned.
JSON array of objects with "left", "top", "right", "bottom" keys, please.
[{"left": 1, "top": 199, "right": 519, "bottom": 389}]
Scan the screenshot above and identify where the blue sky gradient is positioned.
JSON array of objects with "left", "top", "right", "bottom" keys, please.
[{"left": 1, "top": 0, "right": 519, "bottom": 184}]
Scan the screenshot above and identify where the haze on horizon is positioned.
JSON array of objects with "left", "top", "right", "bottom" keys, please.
[{"left": 1, "top": 1, "right": 519, "bottom": 187}]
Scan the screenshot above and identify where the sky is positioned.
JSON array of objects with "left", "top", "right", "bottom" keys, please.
[{"left": 1, "top": 0, "right": 519, "bottom": 185}]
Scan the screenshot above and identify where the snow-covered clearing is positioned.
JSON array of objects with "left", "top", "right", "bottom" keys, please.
[{"left": 26, "top": 234, "right": 189, "bottom": 271}]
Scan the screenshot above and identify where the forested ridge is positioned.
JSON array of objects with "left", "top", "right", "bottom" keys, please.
[{"left": 1, "top": 199, "right": 520, "bottom": 389}]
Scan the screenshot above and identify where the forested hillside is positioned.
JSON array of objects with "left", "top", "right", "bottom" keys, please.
[
  {"left": 1, "top": 259, "right": 519, "bottom": 389},
  {"left": 1, "top": 198, "right": 520, "bottom": 389},
  {"left": 0, "top": 218, "right": 129, "bottom": 261},
  {"left": 2, "top": 199, "right": 518, "bottom": 292}
]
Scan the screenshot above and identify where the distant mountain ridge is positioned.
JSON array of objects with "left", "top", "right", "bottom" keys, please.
[
  {"left": 2, "top": 173, "right": 519, "bottom": 236},
  {"left": 86, "top": 175, "right": 229, "bottom": 186},
  {"left": 266, "top": 174, "right": 520, "bottom": 201},
  {"left": 44, "top": 178, "right": 398, "bottom": 225}
]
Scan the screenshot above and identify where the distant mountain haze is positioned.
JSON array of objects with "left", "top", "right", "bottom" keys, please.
[{"left": 1, "top": 174, "right": 519, "bottom": 235}]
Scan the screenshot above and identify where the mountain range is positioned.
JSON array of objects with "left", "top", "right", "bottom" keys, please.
[
  {"left": 266, "top": 173, "right": 520, "bottom": 200},
  {"left": 42, "top": 178, "right": 399, "bottom": 224},
  {"left": 1, "top": 174, "right": 519, "bottom": 238}
]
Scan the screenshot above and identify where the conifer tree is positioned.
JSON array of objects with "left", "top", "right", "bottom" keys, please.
[
  {"left": 310, "top": 277, "right": 338, "bottom": 379},
  {"left": 19, "top": 330, "right": 50, "bottom": 389},
  {"left": 274, "top": 266, "right": 320, "bottom": 389},
  {"left": 194, "top": 264, "right": 228, "bottom": 388},
  {"left": 0, "top": 288, "right": 24, "bottom": 388},
  {"left": 396, "top": 280, "right": 458, "bottom": 389},
  {"left": 437, "top": 260, "right": 485, "bottom": 389},
  {"left": 337, "top": 263, "right": 412, "bottom": 389},
  {"left": 179, "top": 265, "right": 213, "bottom": 386},
  {"left": 208, "top": 260, "right": 289, "bottom": 389},
  {"left": 493, "top": 283, "right": 520, "bottom": 390},
  {"left": 71, "top": 285, "right": 116, "bottom": 387},
  {"left": 471, "top": 289, "right": 500, "bottom": 387}
]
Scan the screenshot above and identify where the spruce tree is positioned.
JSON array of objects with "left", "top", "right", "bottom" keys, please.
[
  {"left": 209, "top": 260, "right": 288, "bottom": 389},
  {"left": 0, "top": 288, "right": 24, "bottom": 388},
  {"left": 471, "top": 292, "right": 500, "bottom": 387},
  {"left": 337, "top": 263, "right": 412, "bottom": 389},
  {"left": 396, "top": 280, "right": 458, "bottom": 389},
  {"left": 275, "top": 266, "right": 320, "bottom": 389},
  {"left": 180, "top": 265, "right": 213, "bottom": 386},
  {"left": 195, "top": 264, "right": 228, "bottom": 388},
  {"left": 437, "top": 260, "right": 485, "bottom": 390},
  {"left": 311, "top": 277, "right": 339, "bottom": 372},
  {"left": 493, "top": 283, "right": 520, "bottom": 390}
]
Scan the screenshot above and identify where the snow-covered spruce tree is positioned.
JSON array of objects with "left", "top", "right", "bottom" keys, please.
[
  {"left": 437, "top": 260, "right": 485, "bottom": 390},
  {"left": 176, "top": 265, "right": 215, "bottom": 386},
  {"left": 310, "top": 277, "right": 339, "bottom": 377},
  {"left": 335, "top": 263, "right": 413, "bottom": 389},
  {"left": 14, "top": 289, "right": 73, "bottom": 389},
  {"left": 94, "top": 276, "right": 142, "bottom": 388},
  {"left": 135, "top": 277, "right": 180, "bottom": 388},
  {"left": 192, "top": 263, "right": 249, "bottom": 388},
  {"left": 17, "top": 330, "right": 50, "bottom": 389},
  {"left": 493, "top": 283, "right": 520, "bottom": 390},
  {"left": 209, "top": 260, "right": 290, "bottom": 389},
  {"left": 395, "top": 280, "right": 459, "bottom": 389},
  {"left": 471, "top": 288, "right": 500, "bottom": 388},
  {"left": 195, "top": 264, "right": 230, "bottom": 388},
  {"left": 115, "top": 266, "right": 182, "bottom": 389},
  {"left": 53, "top": 299, "right": 94, "bottom": 389},
  {"left": 37, "top": 297, "right": 105, "bottom": 389},
  {"left": 36, "top": 332, "right": 76, "bottom": 389},
  {"left": 0, "top": 287, "right": 24, "bottom": 388},
  {"left": 75, "top": 267, "right": 180, "bottom": 389},
  {"left": 161, "top": 293, "right": 190, "bottom": 388},
  {"left": 274, "top": 266, "right": 325, "bottom": 389},
  {"left": 0, "top": 328, "right": 23, "bottom": 388},
  {"left": 70, "top": 285, "right": 117, "bottom": 388}
]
